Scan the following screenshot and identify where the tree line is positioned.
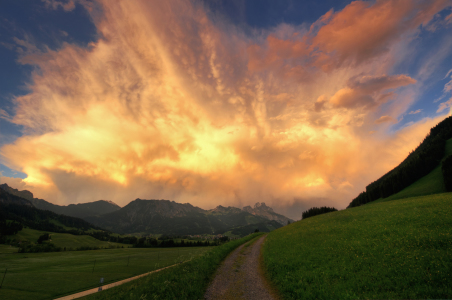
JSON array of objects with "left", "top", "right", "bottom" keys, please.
[
  {"left": 132, "top": 237, "right": 225, "bottom": 248},
  {"left": 348, "top": 116, "right": 452, "bottom": 208},
  {"left": 302, "top": 206, "right": 338, "bottom": 219}
]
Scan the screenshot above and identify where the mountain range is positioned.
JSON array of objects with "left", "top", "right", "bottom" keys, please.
[{"left": 0, "top": 183, "right": 293, "bottom": 236}]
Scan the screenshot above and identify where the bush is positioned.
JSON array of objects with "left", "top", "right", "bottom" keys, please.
[{"left": 37, "top": 233, "right": 50, "bottom": 244}]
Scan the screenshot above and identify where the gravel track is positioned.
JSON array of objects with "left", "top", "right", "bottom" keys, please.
[{"left": 204, "top": 235, "right": 278, "bottom": 300}]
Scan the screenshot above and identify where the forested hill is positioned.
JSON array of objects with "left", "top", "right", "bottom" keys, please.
[
  {"left": 348, "top": 116, "right": 452, "bottom": 208},
  {"left": 0, "top": 183, "right": 121, "bottom": 218},
  {"left": 0, "top": 189, "right": 105, "bottom": 234}
]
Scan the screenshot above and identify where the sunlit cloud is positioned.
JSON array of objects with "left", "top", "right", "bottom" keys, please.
[
  {"left": 1, "top": 0, "right": 451, "bottom": 215},
  {"left": 409, "top": 109, "right": 422, "bottom": 115}
]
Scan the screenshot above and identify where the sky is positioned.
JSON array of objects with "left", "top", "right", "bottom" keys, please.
[{"left": 0, "top": 0, "right": 452, "bottom": 219}]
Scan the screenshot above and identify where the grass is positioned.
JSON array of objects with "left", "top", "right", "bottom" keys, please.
[
  {"left": 262, "top": 193, "right": 452, "bottom": 299},
  {"left": 0, "top": 246, "right": 210, "bottom": 300},
  {"left": 0, "top": 244, "right": 19, "bottom": 254},
  {"left": 81, "top": 232, "right": 264, "bottom": 300},
  {"left": 6, "top": 227, "right": 126, "bottom": 250},
  {"left": 375, "top": 138, "right": 452, "bottom": 203}
]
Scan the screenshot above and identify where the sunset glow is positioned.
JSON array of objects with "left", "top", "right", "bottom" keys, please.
[{"left": 1, "top": 0, "right": 452, "bottom": 218}]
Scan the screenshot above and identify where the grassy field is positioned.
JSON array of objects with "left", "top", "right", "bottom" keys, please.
[
  {"left": 6, "top": 227, "right": 126, "bottom": 250},
  {"left": 262, "top": 193, "right": 452, "bottom": 299},
  {"left": 374, "top": 138, "right": 452, "bottom": 203},
  {"left": 82, "top": 233, "right": 264, "bottom": 300},
  {"left": 0, "top": 246, "right": 210, "bottom": 300}
]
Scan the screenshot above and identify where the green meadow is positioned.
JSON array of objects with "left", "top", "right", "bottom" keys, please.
[
  {"left": 262, "top": 193, "right": 452, "bottom": 299},
  {"left": 0, "top": 246, "right": 210, "bottom": 300}
]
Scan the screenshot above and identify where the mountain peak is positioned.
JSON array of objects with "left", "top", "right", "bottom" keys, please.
[
  {"left": 254, "top": 202, "right": 274, "bottom": 212},
  {"left": 242, "top": 202, "right": 293, "bottom": 225}
]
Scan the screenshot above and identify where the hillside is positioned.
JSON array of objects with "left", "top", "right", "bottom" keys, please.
[
  {"left": 0, "top": 183, "right": 121, "bottom": 218},
  {"left": 263, "top": 193, "right": 452, "bottom": 299},
  {"left": 372, "top": 138, "right": 452, "bottom": 203},
  {"left": 348, "top": 116, "right": 452, "bottom": 207}
]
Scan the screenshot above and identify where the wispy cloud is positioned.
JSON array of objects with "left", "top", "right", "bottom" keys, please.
[{"left": 409, "top": 109, "right": 422, "bottom": 115}]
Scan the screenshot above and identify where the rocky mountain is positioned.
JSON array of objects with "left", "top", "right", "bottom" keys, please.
[
  {"left": 0, "top": 184, "right": 121, "bottom": 218},
  {"left": 242, "top": 202, "right": 294, "bottom": 225}
]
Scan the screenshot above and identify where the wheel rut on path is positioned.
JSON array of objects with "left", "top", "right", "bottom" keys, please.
[{"left": 204, "top": 235, "right": 278, "bottom": 300}]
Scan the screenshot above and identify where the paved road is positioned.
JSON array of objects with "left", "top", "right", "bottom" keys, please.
[{"left": 204, "top": 235, "right": 278, "bottom": 300}]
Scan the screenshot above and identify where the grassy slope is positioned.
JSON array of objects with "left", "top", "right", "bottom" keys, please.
[
  {"left": 263, "top": 193, "right": 452, "bottom": 299},
  {"left": 375, "top": 138, "right": 452, "bottom": 203},
  {"left": 0, "top": 246, "right": 210, "bottom": 300},
  {"left": 7, "top": 227, "right": 126, "bottom": 249},
  {"left": 82, "top": 233, "right": 264, "bottom": 300}
]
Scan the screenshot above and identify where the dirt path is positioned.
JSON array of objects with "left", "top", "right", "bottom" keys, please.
[
  {"left": 53, "top": 263, "right": 178, "bottom": 300},
  {"left": 204, "top": 235, "right": 278, "bottom": 300}
]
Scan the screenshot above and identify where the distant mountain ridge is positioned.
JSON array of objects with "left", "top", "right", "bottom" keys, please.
[
  {"left": 84, "top": 199, "right": 280, "bottom": 235},
  {"left": 0, "top": 184, "right": 121, "bottom": 218},
  {"left": 0, "top": 184, "right": 291, "bottom": 236}
]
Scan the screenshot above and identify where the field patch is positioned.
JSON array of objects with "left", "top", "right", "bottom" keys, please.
[
  {"left": 0, "top": 247, "right": 209, "bottom": 300},
  {"left": 5, "top": 227, "right": 126, "bottom": 250},
  {"left": 263, "top": 193, "right": 452, "bottom": 299}
]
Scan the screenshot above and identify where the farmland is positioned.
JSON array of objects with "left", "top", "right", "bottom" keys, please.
[{"left": 0, "top": 246, "right": 210, "bottom": 300}]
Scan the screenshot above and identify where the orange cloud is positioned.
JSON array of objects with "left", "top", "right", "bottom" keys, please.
[
  {"left": 329, "top": 74, "right": 416, "bottom": 109},
  {"left": 1, "top": 0, "right": 451, "bottom": 215},
  {"left": 375, "top": 115, "right": 397, "bottom": 124}
]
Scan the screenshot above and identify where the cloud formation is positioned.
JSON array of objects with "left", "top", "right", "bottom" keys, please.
[{"left": 1, "top": 0, "right": 451, "bottom": 216}]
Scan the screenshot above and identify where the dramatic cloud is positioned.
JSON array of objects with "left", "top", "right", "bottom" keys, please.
[{"left": 1, "top": 0, "right": 451, "bottom": 215}]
